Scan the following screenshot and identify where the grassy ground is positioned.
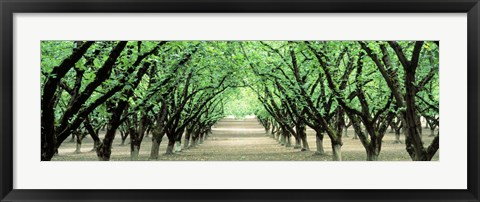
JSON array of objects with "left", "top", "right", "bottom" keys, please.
[{"left": 52, "top": 118, "right": 439, "bottom": 161}]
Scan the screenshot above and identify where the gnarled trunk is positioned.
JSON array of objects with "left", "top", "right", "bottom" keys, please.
[
  {"left": 130, "top": 133, "right": 142, "bottom": 160},
  {"left": 92, "top": 140, "right": 100, "bottom": 152},
  {"left": 366, "top": 149, "right": 379, "bottom": 161},
  {"left": 294, "top": 137, "right": 301, "bottom": 149},
  {"left": 184, "top": 139, "right": 190, "bottom": 149},
  {"left": 301, "top": 135, "right": 310, "bottom": 151},
  {"left": 120, "top": 131, "right": 128, "bottom": 146},
  {"left": 184, "top": 129, "right": 192, "bottom": 149},
  {"left": 75, "top": 142, "right": 82, "bottom": 154},
  {"left": 130, "top": 145, "right": 140, "bottom": 160},
  {"left": 366, "top": 143, "right": 381, "bottom": 161},
  {"left": 149, "top": 138, "right": 161, "bottom": 160},
  {"left": 270, "top": 124, "right": 277, "bottom": 138},
  {"left": 84, "top": 120, "right": 101, "bottom": 152},
  {"left": 199, "top": 133, "right": 205, "bottom": 144},
  {"left": 165, "top": 139, "right": 175, "bottom": 154},
  {"left": 279, "top": 132, "right": 286, "bottom": 145},
  {"left": 332, "top": 143, "right": 342, "bottom": 161},
  {"left": 393, "top": 129, "right": 402, "bottom": 144},
  {"left": 74, "top": 132, "right": 83, "bottom": 154},
  {"left": 285, "top": 132, "right": 292, "bottom": 147},
  {"left": 190, "top": 135, "right": 198, "bottom": 148},
  {"left": 315, "top": 132, "right": 325, "bottom": 155},
  {"left": 96, "top": 120, "right": 120, "bottom": 161}
]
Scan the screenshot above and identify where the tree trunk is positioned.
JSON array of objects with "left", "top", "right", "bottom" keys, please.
[
  {"left": 184, "top": 138, "right": 190, "bottom": 149},
  {"left": 96, "top": 119, "right": 122, "bottom": 161},
  {"left": 92, "top": 140, "right": 100, "bottom": 152},
  {"left": 84, "top": 121, "right": 101, "bottom": 152},
  {"left": 205, "top": 130, "right": 210, "bottom": 140},
  {"left": 120, "top": 130, "right": 129, "bottom": 146},
  {"left": 280, "top": 132, "right": 286, "bottom": 145},
  {"left": 165, "top": 139, "right": 175, "bottom": 154},
  {"left": 149, "top": 138, "right": 161, "bottom": 160},
  {"left": 301, "top": 135, "right": 310, "bottom": 151},
  {"left": 130, "top": 131, "right": 142, "bottom": 160},
  {"left": 366, "top": 143, "right": 381, "bottom": 161},
  {"left": 75, "top": 142, "right": 82, "bottom": 154},
  {"left": 393, "top": 129, "right": 402, "bottom": 144},
  {"left": 285, "top": 134, "right": 292, "bottom": 147},
  {"left": 344, "top": 126, "right": 349, "bottom": 137},
  {"left": 417, "top": 116, "right": 422, "bottom": 135},
  {"left": 130, "top": 144, "right": 140, "bottom": 161},
  {"left": 199, "top": 133, "right": 205, "bottom": 144},
  {"left": 191, "top": 135, "right": 198, "bottom": 148},
  {"left": 174, "top": 140, "right": 182, "bottom": 152},
  {"left": 315, "top": 132, "right": 325, "bottom": 155},
  {"left": 41, "top": 116, "right": 56, "bottom": 161},
  {"left": 184, "top": 130, "right": 192, "bottom": 149},
  {"left": 74, "top": 132, "right": 83, "bottom": 154},
  {"left": 270, "top": 124, "right": 276, "bottom": 138},
  {"left": 404, "top": 62, "right": 428, "bottom": 161},
  {"left": 332, "top": 143, "right": 342, "bottom": 161},
  {"left": 429, "top": 128, "right": 436, "bottom": 137},
  {"left": 294, "top": 137, "right": 301, "bottom": 149},
  {"left": 366, "top": 149, "right": 379, "bottom": 161},
  {"left": 96, "top": 130, "right": 116, "bottom": 161}
]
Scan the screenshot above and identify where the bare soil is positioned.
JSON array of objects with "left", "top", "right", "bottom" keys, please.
[{"left": 52, "top": 118, "right": 439, "bottom": 161}]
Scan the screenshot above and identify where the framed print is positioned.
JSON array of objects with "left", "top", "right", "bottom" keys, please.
[{"left": 1, "top": 0, "right": 479, "bottom": 201}]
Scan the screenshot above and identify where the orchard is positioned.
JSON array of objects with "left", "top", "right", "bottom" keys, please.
[{"left": 41, "top": 41, "right": 439, "bottom": 161}]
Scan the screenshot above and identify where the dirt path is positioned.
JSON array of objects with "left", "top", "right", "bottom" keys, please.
[
  {"left": 171, "top": 117, "right": 312, "bottom": 161},
  {"left": 53, "top": 117, "right": 438, "bottom": 161}
]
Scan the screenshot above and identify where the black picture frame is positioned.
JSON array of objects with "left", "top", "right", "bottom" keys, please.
[{"left": 1, "top": 0, "right": 479, "bottom": 201}]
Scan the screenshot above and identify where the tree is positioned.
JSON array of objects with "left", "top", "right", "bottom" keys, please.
[{"left": 360, "top": 41, "right": 439, "bottom": 161}]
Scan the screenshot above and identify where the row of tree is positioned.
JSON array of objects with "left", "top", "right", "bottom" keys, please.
[
  {"left": 247, "top": 41, "right": 439, "bottom": 161},
  {"left": 41, "top": 41, "right": 247, "bottom": 161},
  {"left": 41, "top": 40, "right": 439, "bottom": 161}
]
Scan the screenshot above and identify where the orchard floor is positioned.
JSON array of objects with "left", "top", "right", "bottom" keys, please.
[{"left": 52, "top": 118, "right": 439, "bottom": 161}]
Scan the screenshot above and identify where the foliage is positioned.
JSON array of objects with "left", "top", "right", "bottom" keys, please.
[{"left": 41, "top": 40, "right": 439, "bottom": 161}]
